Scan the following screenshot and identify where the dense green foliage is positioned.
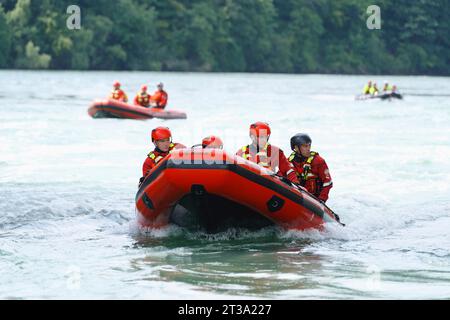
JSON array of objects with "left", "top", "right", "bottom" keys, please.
[{"left": 0, "top": 0, "right": 448, "bottom": 74}]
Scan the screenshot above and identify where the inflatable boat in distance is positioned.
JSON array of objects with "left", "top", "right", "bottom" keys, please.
[{"left": 88, "top": 99, "right": 187, "bottom": 120}]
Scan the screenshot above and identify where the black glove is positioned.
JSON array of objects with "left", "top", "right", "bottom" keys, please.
[{"left": 138, "top": 176, "right": 145, "bottom": 188}]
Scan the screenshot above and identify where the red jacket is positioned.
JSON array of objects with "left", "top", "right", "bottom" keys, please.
[
  {"left": 110, "top": 89, "right": 128, "bottom": 102},
  {"left": 134, "top": 92, "right": 151, "bottom": 107},
  {"left": 236, "top": 143, "right": 299, "bottom": 184},
  {"left": 142, "top": 143, "right": 185, "bottom": 177},
  {"left": 150, "top": 90, "right": 168, "bottom": 108},
  {"left": 288, "top": 151, "right": 333, "bottom": 202}
]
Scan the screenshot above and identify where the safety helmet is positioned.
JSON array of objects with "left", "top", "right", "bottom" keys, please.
[
  {"left": 157, "top": 82, "right": 164, "bottom": 89},
  {"left": 151, "top": 127, "right": 172, "bottom": 142},
  {"left": 141, "top": 85, "right": 147, "bottom": 91},
  {"left": 113, "top": 81, "right": 121, "bottom": 87},
  {"left": 202, "top": 135, "right": 223, "bottom": 149},
  {"left": 290, "top": 133, "right": 312, "bottom": 151},
  {"left": 249, "top": 122, "right": 271, "bottom": 137}
]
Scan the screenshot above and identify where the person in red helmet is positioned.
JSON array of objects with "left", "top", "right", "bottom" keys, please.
[
  {"left": 109, "top": 81, "right": 128, "bottom": 103},
  {"left": 150, "top": 82, "right": 168, "bottom": 109},
  {"left": 134, "top": 85, "right": 151, "bottom": 107},
  {"left": 140, "top": 127, "right": 186, "bottom": 184},
  {"left": 288, "top": 133, "right": 333, "bottom": 203},
  {"left": 236, "top": 122, "right": 299, "bottom": 184},
  {"left": 202, "top": 135, "right": 223, "bottom": 149}
]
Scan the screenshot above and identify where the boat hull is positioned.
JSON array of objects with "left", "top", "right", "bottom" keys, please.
[{"left": 88, "top": 99, "right": 187, "bottom": 120}]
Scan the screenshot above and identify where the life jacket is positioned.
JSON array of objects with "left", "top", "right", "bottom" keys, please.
[
  {"left": 147, "top": 143, "right": 176, "bottom": 165},
  {"left": 363, "top": 84, "right": 370, "bottom": 95},
  {"left": 137, "top": 92, "right": 150, "bottom": 105},
  {"left": 151, "top": 90, "right": 168, "bottom": 107},
  {"left": 241, "top": 143, "right": 271, "bottom": 169},
  {"left": 289, "top": 151, "right": 319, "bottom": 183},
  {"left": 111, "top": 89, "right": 122, "bottom": 100},
  {"left": 289, "top": 151, "right": 333, "bottom": 201},
  {"left": 369, "top": 86, "right": 378, "bottom": 95}
]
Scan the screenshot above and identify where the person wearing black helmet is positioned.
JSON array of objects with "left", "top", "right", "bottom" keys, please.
[{"left": 288, "top": 133, "right": 333, "bottom": 202}]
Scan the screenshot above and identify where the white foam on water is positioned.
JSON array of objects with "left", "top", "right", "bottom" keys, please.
[{"left": 1, "top": 71, "right": 449, "bottom": 299}]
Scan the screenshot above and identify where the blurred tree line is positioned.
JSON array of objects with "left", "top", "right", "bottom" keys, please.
[{"left": 0, "top": 0, "right": 448, "bottom": 74}]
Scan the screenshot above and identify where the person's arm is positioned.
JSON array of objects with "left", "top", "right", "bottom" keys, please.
[
  {"left": 142, "top": 157, "right": 154, "bottom": 177},
  {"left": 134, "top": 95, "right": 139, "bottom": 105},
  {"left": 150, "top": 92, "right": 159, "bottom": 107},
  {"left": 316, "top": 158, "right": 333, "bottom": 202},
  {"left": 123, "top": 92, "right": 128, "bottom": 103},
  {"left": 160, "top": 92, "right": 168, "bottom": 107},
  {"left": 277, "top": 150, "right": 300, "bottom": 184}
]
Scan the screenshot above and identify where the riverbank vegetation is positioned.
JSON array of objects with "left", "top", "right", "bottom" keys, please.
[{"left": 0, "top": 0, "right": 448, "bottom": 75}]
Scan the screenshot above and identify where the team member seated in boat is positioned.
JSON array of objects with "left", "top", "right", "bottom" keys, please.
[
  {"left": 236, "top": 122, "right": 299, "bottom": 184},
  {"left": 134, "top": 85, "right": 151, "bottom": 107},
  {"left": 202, "top": 135, "right": 223, "bottom": 149},
  {"left": 369, "top": 83, "right": 379, "bottom": 96},
  {"left": 362, "top": 81, "right": 372, "bottom": 95},
  {"left": 110, "top": 81, "right": 128, "bottom": 103},
  {"left": 382, "top": 81, "right": 393, "bottom": 93},
  {"left": 391, "top": 85, "right": 402, "bottom": 98},
  {"left": 150, "top": 82, "right": 168, "bottom": 109},
  {"left": 140, "top": 127, "right": 186, "bottom": 184},
  {"left": 289, "top": 133, "right": 333, "bottom": 203}
]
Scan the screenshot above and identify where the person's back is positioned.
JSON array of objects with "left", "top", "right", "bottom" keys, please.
[
  {"left": 150, "top": 82, "right": 168, "bottom": 109},
  {"left": 110, "top": 81, "right": 128, "bottom": 103}
]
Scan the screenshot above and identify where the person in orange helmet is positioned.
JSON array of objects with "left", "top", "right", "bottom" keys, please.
[
  {"left": 150, "top": 82, "right": 168, "bottom": 109},
  {"left": 140, "top": 127, "right": 186, "bottom": 186},
  {"left": 109, "top": 81, "right": 128, "bottom": 103},
  {"left": 236, "top": 122, "right": 299, "bottom": 184},
  {"left": 202, "top": 135, "right": 224, "bottom": 149},
  {"left": 134, "top": 85, "right": 151, "bottom": 107}
]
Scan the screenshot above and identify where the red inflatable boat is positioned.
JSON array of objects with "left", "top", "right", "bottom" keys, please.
[
  {"left": 88, "top": 99, "right": 187, "bottom": 120},
  {"left": 135, "top": 149, "right": 343, "bottom": 233}
]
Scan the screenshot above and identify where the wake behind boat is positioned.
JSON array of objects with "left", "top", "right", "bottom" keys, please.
[
  {"left": 88, "top": 99, "right": 187, "bottom": 120},
  {"left": 355, "top": 92, "right": 403, "bottom": 101},
  {"left": 135, "top": 148, "right": 343, "bottom": 233}
]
